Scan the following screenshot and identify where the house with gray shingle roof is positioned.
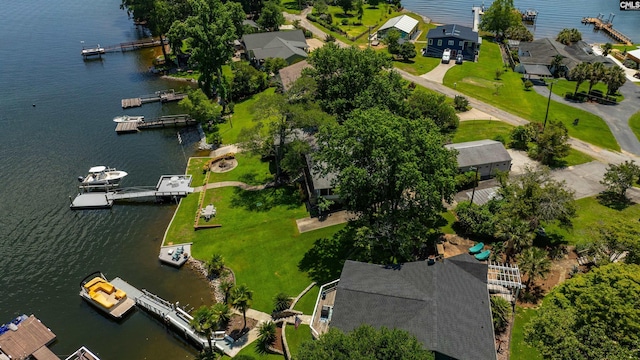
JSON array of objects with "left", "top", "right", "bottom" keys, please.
[
  {"left": 241, "top": 30, "right": 308, "bottom": 66},
  {"left": 324, "top": 254, "right": 497, "bottom": 360},
  {"left": 445, "top": 139, "right": 511, "bottom": 179},
  {"left": 425, "top": 24, "right": 480, "bottom": 61}
]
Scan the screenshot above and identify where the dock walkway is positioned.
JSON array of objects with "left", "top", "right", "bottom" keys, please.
[
  {"left": 116, "top": 115, "right": 197, "bottom": 133},
  {"left": 582, "top": 16, "right": 633, "bottom": 46},
  {"left": 82, "top": 38, "right": 165, "bottom": 58},
  {"left": 122, "top": 90, "right": 187, "bottom": 108}
]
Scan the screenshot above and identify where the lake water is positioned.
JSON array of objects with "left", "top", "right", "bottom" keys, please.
[
  {"left": 403, "top": 0, "right": 640, "bottom": 44},
  {"left": 0, "top": 0, "right": 637, "bottom": 359},
  {"left": 0, "top": 1, "right": 210, "bottom": 358}
]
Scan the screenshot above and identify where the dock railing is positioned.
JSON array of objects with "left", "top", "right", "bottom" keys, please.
[{"left": 310, "top": 279, "right": 339, "bottom": 339}]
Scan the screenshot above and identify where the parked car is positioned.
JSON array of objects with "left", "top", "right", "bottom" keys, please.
[
  {"left": 455, "top": 54, "right": 463, "bottom": 64},
  {"left": 441, "top": 49, "right": 451, "bottom": 63}
]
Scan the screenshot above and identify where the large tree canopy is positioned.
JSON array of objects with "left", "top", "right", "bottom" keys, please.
[
  {"left": 479, "top": 0, "right": 521, "bottom": 38},
  {"left": 525, "top": 263, "right": 640, "bottom": 359},
  {"left": 297, "top": 325, "right": 435, "bottom": 360},
  {"left": 316, "top": 107, "right": 458, "bottom": 262}
]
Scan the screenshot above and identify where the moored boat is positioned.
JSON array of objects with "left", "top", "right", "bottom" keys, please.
[
  {"left": 79, "top": 272, "right": 136, "bottom": 319},
  {"left": 78, "top": 166, "right": 128, "bottom": 187},
  {"left": 113, "top": 115, "right": 144, "bottom": 123},
  {"left": 64, "top": 346, "right": 101, "bottom": 360}
]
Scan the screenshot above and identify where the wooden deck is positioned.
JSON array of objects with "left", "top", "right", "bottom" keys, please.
[
  {"left": 116, "top": 115, "right": 196, "bottom": 133},
  {"left": 115, "top": 122, "right": 140, "bottom": 133},
  {"left": 0, "top": 315, "right": 56, "bottom": 360},
  {"left": 121, "top": 90, "right": 187, "bottom": 108},
  {"left": 581, "top": 17, "right": 633, "bottom": 46},
  {"left": 311, "top": 286, "right": 337, "bottom": 337},
  {"left": 121, "top": 98, "right": 142, "bottom": 108},
  {"left": 159, "top": 243, "right": 192, "bottom": 267}
]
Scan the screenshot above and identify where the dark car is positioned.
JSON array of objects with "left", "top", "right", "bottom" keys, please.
[{"left": 455, "top": 54, "right": 463, "bottom": 64}]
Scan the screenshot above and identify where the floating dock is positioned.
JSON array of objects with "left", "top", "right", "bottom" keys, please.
[
  {"left": 108, "top": 278, "right": 234, "bottom": 354},
  {"left": 0, "top": 315, "right": 57, "bottom": 360},
  {"left": 582, "top": 15, "right": 633, "bottom": 46},
  {"left": 121, "top": 89, "right": 187, "bottom": 108},
  {"left": 70, "top": 175, "right": 194, "bottom": 209},
  {"left": 159, "top": 243, "right": 192, "bottom": 267},
  {"left": 115, "top": 115, "right": 197, "bottom": 133},
  {"left": 82, "top": 38, "right": 165, "bottom": 58}
]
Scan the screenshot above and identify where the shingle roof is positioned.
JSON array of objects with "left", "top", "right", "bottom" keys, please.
[
  {"left": 445, "top": 139, "right": 511, "bottom": 168},
  {"left": 518, "top": 38, "right": 614, "bottom": 70},
  {"left": 305, "top": 153, "right": 336, "bottom": 191},
  {"left": 330, "top": 255, "right": 496, "bottom": 360},
  {"left": 278, "top": 60, "right": 311, "bottom": 90},
  {"left": 242, "top": 30, "right": 308, "bottom": 61},
  {"left": 427, "top": 24, "right": 479, "bottom": 42},
  {"left": 378, "top": 15, "right": 419, "bottom": 35}
]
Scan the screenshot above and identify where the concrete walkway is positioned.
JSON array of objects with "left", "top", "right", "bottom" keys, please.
[
  {"left": 296, "top": 210, "right": 354, "bottom": 233},
  {"left": 209, "top": 144, "right": 239, "bottom": 157},
  {"left": 532, "top": 80, "right": 640, "bottom": 155},
  {"left": 193, "top": 181, "right": 269, "bottom": 193}
]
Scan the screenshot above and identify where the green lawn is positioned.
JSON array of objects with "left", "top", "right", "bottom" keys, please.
[
  {"left": 392, "top": 54, "right": 440, "bottom": 75},
  {"left": 560, "top": 148, "right": 595, "bottom": 167},
  {"left": 219, "top": 88, "right": 275, "bottom": 145},
  {"left": 281, "top": 0, "right": 302, "bottom": 15},
  {"left": 439, "top": 211, "right": 456, "bottom": 235},
  {"left": 546, "top": 197, "right": 640, "bottom": 246},
  {"left": 551, "top": 79, "right": 623, "bottom": 102},
  {"left": 453, "top": 120, "right": 514, "bottom": 143},
  {"left": 611, "top": 44, "right": 639, "bottom": 52},
  {"left": 223, "top": 344, "right": 283, "bottom": 360},
  {"left": 324, "top": 4, "right": 403, "bottom": 39},
  {"left": 293, "top": 285, "right": 320, "bottom": 314},
  {"left": 628, "top": 110, "right": 640, "bottom": 142},
  {"left": 207, "top": 153, "right": 274, "bottom": 186},
  {"left": 443, "top": 40, "right": 619, "bottom": 151},
  {"left": 187, "top": 157, "right": 210, "bottom": 188},
  {"left": 510, "top": 307, "right": 543, "bottom": 360},
  {"left": 286, "top": 324, "right": 312, "bottom": 358}
]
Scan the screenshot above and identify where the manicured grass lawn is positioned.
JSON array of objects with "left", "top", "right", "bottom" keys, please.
[
  {"left": 628, "top": 110, "right": 640, "bottom": 142},
  {"left": 219, "top": 88, "right": 276, "bottom": 145},
  {"left": 439, "top": 211, "right": 456, "bottom": 234},
  {"left": 546, "top": 197, "right": 640, "bottom": 246},
  {"left": 510, "top": 306, "right": 543, "bottom": 360},
  {"left": 324, "top": 5, "right": 402, "bottom": 38},
  {"left": 551, "top": 79, "right": 623, "bottom": 102},
  {"left": 286, "top": 324, "right": 312, "bottom": 358},
  {"left": 443, "top": 40, "right": 619, "bottom": 151},
  {"left": 392, "top": 54, "right": 440, "bottom": 75},
  {"left": 453, "top": 120, "right": 514, "bottom": 143},
  {"left": 561, "top": 148, "right": 595, "bottom": 167},
  {"left": 222, "top": 344, "right": 283, "bottom": 360},
  {"left": 293, "top": 285, "right": 320, "bottom": 314},
  {"left": 187, "top": 157, "right": 210, "bottom": 188},
  {"left": 207, "top": 153, "right": 274, "bottom": 186},
  {"left": 611, "top": 44, "right": 639, "bottom": 51},
  {"left": 281, "top": 0, "right": 302, "bottom": 15}
]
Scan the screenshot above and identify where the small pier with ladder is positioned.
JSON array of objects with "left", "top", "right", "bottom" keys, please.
[
  {"left": 82, "top": 37, "right": 165, "bottom": 59},
  {"left": 116, "top": 114, "right": 197, "bottom": 133},
  {"left": 70, "top": 175, "right": 194, "bottom": 209},
  {"left": 108, "top": 277, "right": 235, "bottom": 354},
  {"left": 582, "top": 14, "right": 633, "bottom": 46},
  {"left": 122, "top": 89, "right": 187, "bottom": 109}
]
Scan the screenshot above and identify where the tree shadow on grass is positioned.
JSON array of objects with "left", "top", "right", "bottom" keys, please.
[
  {"left": 596, "top": 191, "right": 634, "bottom": 211},
  {"left": 298, "top": 226, "right": 357, "bottom": 284},
  {"left": 229, "top": 185, "right": 301, "bottom": 212},
  {"left": 518, "top": 284, "right": 545, "bottom": 305}
]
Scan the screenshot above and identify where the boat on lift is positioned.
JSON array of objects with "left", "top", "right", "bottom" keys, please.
[
  {"left": 113, "top": 115, "right": 144, "bottom": 123},
  {"left": 78, "top": 166, "right": 128, "bottom": 188}
]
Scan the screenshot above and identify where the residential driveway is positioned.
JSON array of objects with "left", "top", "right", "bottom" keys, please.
[
  {"left": 420, "top": 61, "right": 456, "bottom": 84},
  {"left": 458, "top": 108, "right": 494, "bottom": 121},
  {"left": 507, "top": 149, "right": 539, "bottom": 175},
  {"left": 306, "top": 38, "right": 324, "bottom": 51},
  {"left": 550, "top": 161, "right": 607, "bottom": 199}
]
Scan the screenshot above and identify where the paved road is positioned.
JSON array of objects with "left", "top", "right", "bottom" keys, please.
[{"left": 533, "top": 81, "right": 640, "bottom": 155}]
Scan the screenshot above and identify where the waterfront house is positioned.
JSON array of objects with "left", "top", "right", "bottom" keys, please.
[
  {"left": 516, "top": 38, "right": 614, "bottom": 78},
  {"left": 445, "top": 139, "right": 511, "bottom": 179},
  {"left": 376, "top": 15, "right": 419, "bottom": 40},
  {"left": 425, "top": 24, "right": 480, "bottom": 61},
  {"left": 311, "top": 254, "right": 497, "bottom": 360},
  {"left": 241, "top": 30, "right": 309, "bottom": 67}
]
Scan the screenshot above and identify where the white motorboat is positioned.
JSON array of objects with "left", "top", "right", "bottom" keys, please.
[
  {"left": 78, "top": 166, "right": 128, "bottom": 187},
  {"left": 113, "top": 115, "right": 144, "bottom": 123}
]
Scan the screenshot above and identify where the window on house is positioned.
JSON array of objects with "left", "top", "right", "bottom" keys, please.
[
  {"left": 437, "top": 39, "right": 442, "bottom": 46},
  {"left": 428, "top": 39, "right": 433, "bottom": 45},
  {"left": 448, "top": 40, "right": 454, "bottom": 46},
  {"left": 460, "top": 41, "right": 464, "bottom": 47}
]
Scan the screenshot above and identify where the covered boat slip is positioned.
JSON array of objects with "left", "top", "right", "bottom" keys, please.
[{"left": 0, "top": 315, "right": 56, "bottom": 360}]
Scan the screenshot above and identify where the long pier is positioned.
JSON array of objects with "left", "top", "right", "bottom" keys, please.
[
  {"left": 122, "top": 89, "right": 187, "bottom": 109},
  {"left": 116, "top": 114, "right": 197, "bottom": 133},
  {"left": 581, "top": 16, "right": 633, "bottom": 46},
  {"left": 109, "top": 278, "right": 234, "bottom": 354},
  {"left": 70, "top": 175, "right": 194, "bottom": 209},
  {"left": 82, "top": 38, "right": 165, "bottom": 58}
]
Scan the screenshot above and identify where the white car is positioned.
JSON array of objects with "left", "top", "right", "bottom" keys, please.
[{"left": 442, "top": 49, "right": 451, "bottom": 63}]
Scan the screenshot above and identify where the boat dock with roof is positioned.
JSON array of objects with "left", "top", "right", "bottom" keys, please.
[
  {"left": 0, "top": 315, "right": 57, "bottom": 360},
  {"left": 70, "top": 175, "right": 193, "bottom": 209}
]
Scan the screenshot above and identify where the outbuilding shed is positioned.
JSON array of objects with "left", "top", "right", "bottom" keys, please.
[{"left": 445, "top": 139, "right": 512, "bottom": 179}]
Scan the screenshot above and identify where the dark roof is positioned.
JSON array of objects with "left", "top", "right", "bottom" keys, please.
[
  {"left": 445, "top": 139, "right": 511, "bottom": 168},
  {"left": 242, "top": 30, "right": 307, "bottom": 52},
  {"left": 305, "top": 153, "right": 336, "bottom": 191},
  {"left": 522, "top": 64, "right": 553, "bottom": 77},
  {"left": 427, "top": 24, "right": 479, "bottom": 42},
  {"left": 518, "top": 38, "right": 614, "bottom": 70},
  {"left": 330, "top": 255, "right": 496, "bottom": 360},
  {"left": 277, "top": 60, "right": 311, "bottom": 90}
]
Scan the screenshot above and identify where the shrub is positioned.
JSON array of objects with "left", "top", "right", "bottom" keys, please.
[
  {"left": 325, "top": 34, "right": 336, "bottom": 42},
  {"left": 455, "top": 171, "right": 478, "bottom": 191},
  {"left": 493, "top": 134, "right": 506, "bottom": 144},
  {"left": 524, "top": 80, "right": 533, "bottom": 91},
  {"left": 495, "top": 68, "right": 504, "bottom": 80},
  {"left": 453, "top": 95, "right": 469, "bottom": 111},
  {"left": 273, "top": 292, "right": 292, "bottom": 313},
  {"left": 304, "top": 30, "right": 313, "bottom": 38},
  {"left": 491, "top": 296, "right": 512, "bottom": 334},
  {"left": 341, "top": 19, "right": 348, "bottom": 25},
  {"left": 306, "top": 13, "right": 317, "bottom": 22}
]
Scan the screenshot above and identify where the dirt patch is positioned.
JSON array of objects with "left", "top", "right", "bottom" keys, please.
[
  {"left": 210, "top": 158, "right": 238, "bottom": 173},
  {"left": 273, "top": 324, "right": 284, "bottom": 352},
  {"left": 227, "top": 314, "right": 258, "bottom": 341},
  {"left": 442, "top": 234, "right": 478, "bottom": 258}
]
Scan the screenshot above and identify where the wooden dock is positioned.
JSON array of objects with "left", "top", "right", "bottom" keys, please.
[
  {"left": 121, "top": 89, "right": 187, "bottom": 108},
  {"left": 115, "top": 115, "right": 196, "bottom": 133},
  {"left": 0, "top": 315, "right": 57, "bottom": 360},
  {"left": 82, "top": 38, "right": 165, "bottom": 58},
  {"left": 582, "top": 16, "right": 633, "bottom": 46}
]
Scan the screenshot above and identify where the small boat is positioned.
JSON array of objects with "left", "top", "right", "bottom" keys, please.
[
  {"left": 79, "top": 272, "right": 135, "bottom": 319},
  {"left": 113, "top": 115, "right": 144, "bottom": 123},
  {"left": 78, "top": 166, "right": 128, "bottom": 187},
  {"left": 64, "top": 346, "right": 101, "bottom": 360}
]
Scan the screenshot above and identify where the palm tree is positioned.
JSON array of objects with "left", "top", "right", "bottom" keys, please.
[
  {"left": 273, "top": 292, "right": 292, "bottom": 313},
  {"left": 568, "top": 62, "right": 591, "bottom": 96},
  {"left": 490, "top": 296, "right": 512, "bottom": 334},
  {"left": 206, "top": 254, "right": 225, "bottom": 278},
  {"left": 495, "top": 217, "right": 534, "bottom": 260},
  {"left": 550, "top": 55, "right": 565, "bottom": 77},
  {"left": 556, "top": 28, "right": 582, "bottom": 45},
  {"left": 601, "top": 43, "right": 613, "bottom": 56},
  {"left": 219, "top": 280, "right": 234, "bottom": 304},
  {"left": 190, "top": 306, "right": 216, "bottom": 350},
  {"left": 257, "top": 321, "right": 277, "bottom": 350},
  {"left": 517, "top": 247, "right": 551, "bottom": 289},
  {"left": 603, "top": 66, "right": 627, "bottom": 95},
  {"left": 231, "top": 284, "right": 253, "bottom": 329},
  {"left": 211, "top": 303, "right": 232, "bottom": 330},
  {"left": 587, "top": 62, "right": 606, "bottom": 94}
]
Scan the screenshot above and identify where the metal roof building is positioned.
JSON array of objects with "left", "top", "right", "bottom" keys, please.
[
  {"left": 377, "top": 15, "right": 419, "bottom": 39},
  {"left": 445, "top": 139, "right": 512, "bottom": 179}
]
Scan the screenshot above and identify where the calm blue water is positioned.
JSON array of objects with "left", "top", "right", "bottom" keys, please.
[
  {"left": 0, "top": 1, "right": 209, "bottom": 359},
  {"left": 403, "top": 0, "right": 640, "bottom": 44}
]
